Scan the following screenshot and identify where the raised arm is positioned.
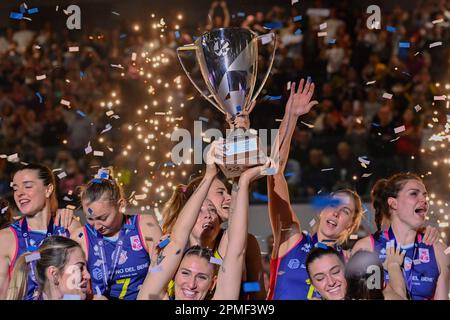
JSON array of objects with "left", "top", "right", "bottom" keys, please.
[
  {"left": 268, "top": 79, "right": 318, "bottom": 258},
  {"left": 213, "top": 162, "right": 270, "bottom": 300},
  {"left": 137, "top": 146, "right": 218, "bottom": 300},
  {"left": 0, "top": 229, "right": 15, "bottom": 299},
  {"left": 220, "top": 1, "right": 230, "bottom": 27},
  {"left": 383, "top": 244, "right": 407, "bottom": 300}
]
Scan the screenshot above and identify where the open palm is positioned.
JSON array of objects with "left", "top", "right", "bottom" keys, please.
[{"left": 286, "top": 78, "right": 319, "bottom": 117}]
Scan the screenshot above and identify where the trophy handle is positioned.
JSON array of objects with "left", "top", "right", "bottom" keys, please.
[
  {"left": 250, "top": 33, "right": 278, "bottom": 105},
  {"left": 177, "top": 44, "right": 225, "bottom": 114}
]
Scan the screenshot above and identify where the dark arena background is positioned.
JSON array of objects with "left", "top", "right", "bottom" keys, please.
[{"left": 0, "top": 0, "right": 449, "bottom": 305}]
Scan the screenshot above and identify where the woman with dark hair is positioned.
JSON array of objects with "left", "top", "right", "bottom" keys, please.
[
  {"left": 0, "top": 164, "right": 81, "bottom": 299},
  {"left": 72, "top": 168, "right": 162, "bottom": 300},
  {"left": 353, "top": 173, "right": 450, "bottom": 300},
  {"left": 7, "top": 236, "right": 93, "bottom": 300},
  {"left": 138, "top": 145, "right": 269, "bottom": 300}
]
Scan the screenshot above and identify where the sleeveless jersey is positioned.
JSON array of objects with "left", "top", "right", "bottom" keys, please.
[
  {"left": 9, "top": 217, "right": 69, "bottom": 300},
  {"left": 371, "top": 227, "right": 440, "bottom": 300},
  {"left": 268, "top": 233, "right": 343, "bottom": 300},
  {"left": 84, "top": 214, "right": 150, "bottom": 300}
]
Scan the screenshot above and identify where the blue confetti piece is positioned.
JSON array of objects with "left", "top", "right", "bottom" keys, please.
[
  {"left": 35, "top": 92, "right": 43, "bottom": 103},
  {"left": 328, "top": 38, "right": 336, "bottom": 44},
  {"left": 293, "top": 15, "right": 302, "bottom": 22},
  {"left": 264, "top": 21, "right": 283, "bottom": 30},
  {"left": 76, "top": 110, "right": 86, "bottom": 117},
  {"left": 236, "top": 105, "right": 242, "bottom": 112},
  {"left": 92, "top": 179, "right": 103, "bottom": 184},
  {"left": 80, "top": 71, "right": 85, "bottom": 79},
  {"left": 252, "top": 192, "right": 269, "bottom": 202},
  {"left": 243, "top": 282, "right": 261, "bottom": 293},
  {"left": 175, "top": 31, "right": 180, "bottom": 39},
  {"left": 399, "top": 42, "right": 410, "bottom": 48},
  {"left": 371, "top": 122, "right": 380, "bottom": 127},
  {"left": 311, "top": 196, "right": 343, "bottom": 209},
  {"left": 120, "top": 34, "right": 127, "bottom": 39},
  {"left": 27, "top": 245, "right": 38, "bottom": 252},
  {"left": 316, "top": 242, "right": 329, "bottom": 249},
  {"left": 284, "top": 172, "right": 295, "bottom": 177},
  {"left": 19, "top": 4, "right": 26, "bottom": 13},
  {"left": 264, "top": 95, "right": 282, "bottom": 101},
  {"left": 27, "top": 8, "right": 39, "bottom": 14},
  {"left": 237, "top": 12, "right": 246, "bottom": 17},
  {"left": 158, "top": 238, "right": 170, "bottom": 249},
  {"left": 10, "top": 12, "right": 23, "bottom": 20},
  {"left": 386, "top": 26, "right": 396, "bottom": 33},
  {"left": 294, "top": 28, "right": 302, "bottom": 36}
]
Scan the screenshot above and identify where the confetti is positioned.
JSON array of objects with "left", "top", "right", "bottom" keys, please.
[
  {"left": 1, "top": 206, "right": 8, "bottom": 215},
  {"left": 292, "top": 0, "right": 299, "bottom": 4},
  {"left": 300, "top": 121, "right": 314, "bottom": 128},
  {"left": 60, "top": 99, "right": 71, "bottom": 107},
  {"left": 25, "top": 252, "right": 41, "bottom": 263},
  {"left": 135, "top": 194, "right": 147, "bottom": 200},
  {"left": 429, "top": 41, "right": 442, "bottom": 48},
  {"left": 319, "top": 22, "right": 327, "bottom": 30},
  {"left": 69, "top": 46, "right": 79, "bottom": 52},
  {"left": 399, "top": 42, "right": 410, "bottom": 48},
  {"left": 158, "top": 238, "right": 170, "bottom": 249},
  {"left": 366, "top": 80, "right": 376, "bottom": 85},
  {"left": 7, "top": 153, "right": 19, "bottom": 162},
  {"left": 252, "top": 192, "right": 269, "bottom": 202},
  {"left": 85, "top": 142, "right": 92, "bottom": 155},
  {"left": 242, "top": 282, "right": 261, "bottom": 293},
  {"left": 264, "top": 22, "right": 283, "bottom": 30},
  {"left": 106, "top": 110, "right": 115, "bottom": 117},
  {"left": 317, "top": 31, "right": 328, "bottom": 37},
  {"left": 328, "top": 38, "right": 336, "bottom": 44},
  {"left": 438, "top": 222, "right": 449, "bottom": 228},
  {"left": 57, "top": 172, "right": 67, "bottom": 179},
  {"left": 293, "top": 15, "right": 302, "bottom": 22},
  {"left": 294, "top": 29, "right": 302, "bottom": 36},
  {"left": 309, "top": 218, "right": 316, "bottom": 227},
  {"left": 93, "top": 151, "right": 104, "bottom": 157},
  {"left": 264, "top": 95, "right": 282, "bottom": 101},
  {"left": 361, "top": 173, "right": 373, "bottom": 178},
  {"left": 432, "top": 18, "right": 444, "bottom": 24},
  {"left": 414, "top": 105, "right": 422, "bottom": 112},
  {"left": 9, "top": 12, "right": 23, "bottom": 20},
  {"left": 111, "top": 11, "right": 120, "bottom": 16},
  {"left": 76, "top": 110, "right": 86, "bottom": 117},
  {"left": 66, "top": 205, "right": 76, "bottom": 210},
  {"left": 175, "top": 31, "right": 180, "bottom": 39},
  {"left": 27, "top": 8, "right": 39, "bottom": 14},
  {"left": 311, "top": 196, "right": 342, "bottom": 209},
  {"left": 260, "top": 33, "right": 274, "bottom": 45},
  {"left": 36, "top": 74, "right": 46, "bottom": 81},
  {"left": 394, "top": 125, "right": 406, "bottom": 134},
  {"left": 349, "top": 234, "right": 359, "bottom": 240},
  {"left": 110, "top": 64, "right": 124, "bottom": 69},
  {"left": 386, "top": 26, "right": 397, "bottom": 32},
  {"left": 382, "top": 92, "right": 393, "bottom": 99},
  {"left": 321, "top": 168, "right": 334, "bottom": 172},
  {"left": 35, "top": 92, "right": 43, "bottom": 103},
  {"left": 100, "top": 123, "right": 112, "bottom": 134},
  {"left": 209, "top": 257, "right": 223, "bottom": 265},
  {"left": 131, "top": 52, "right": 137, "bottom": 61},
  {"left": 287, "top": 81, "right": 291, "bottom": 90},
  {"left": 390, "top": 137, "right": 400, "bottom": 142},
  {"left": 433, "top": 95, "right": 446, "bottom": 101},
  {"left": 62, "top": 295, "right": 81, "bottom": 300},
  {"left": 237, "top": 12, "right": 246, "bottom": 17},
  {"left": 358, "top": 156, "right": 370, "bottom": 166}
]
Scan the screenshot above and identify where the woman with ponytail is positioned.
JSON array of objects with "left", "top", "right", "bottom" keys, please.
[
  {"left": 71, "top": 167, "right": 162, "bottom": 300},
  {"left": 353, "top": 173, "right": 450, "bottom": 299},
  {"left": 7, "top": 236, "right": 93, "bottom": 300},
  {"left": 0, "top": 164, "right": 81, "bottom": 299}
]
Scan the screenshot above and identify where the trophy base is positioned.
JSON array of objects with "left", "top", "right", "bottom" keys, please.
[{"left": 215, "top": 130, "right": 267, "bottom": 178}]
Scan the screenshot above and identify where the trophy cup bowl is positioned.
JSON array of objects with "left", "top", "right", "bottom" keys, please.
[{"left": 177, "top": 28, "right": 277, "bottom": 178}]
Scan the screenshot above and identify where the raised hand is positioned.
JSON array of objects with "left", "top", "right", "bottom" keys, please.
[
  {"left": 421, "top": 225, "right": 440, "bottom": 246},
  {"left": 205, "top": 140, "right": 220, "bottom": 178},
  {"left": 55, "top": 208, "right": 75, "bottom": 229},
  {"left": 383, "top": 243, "right": 406, "bottom": 270},
  {"left": 286, "top": 78, "right": 319, "bottom": 118}
]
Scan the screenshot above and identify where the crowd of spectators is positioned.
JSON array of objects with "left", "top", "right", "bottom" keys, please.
[{"left": 0, "top": 0, "right": 449, "bottom": 209}]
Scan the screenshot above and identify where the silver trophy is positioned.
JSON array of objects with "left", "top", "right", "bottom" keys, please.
[{"left": 177, "top": 28, "right": 277, "bottom": 178}]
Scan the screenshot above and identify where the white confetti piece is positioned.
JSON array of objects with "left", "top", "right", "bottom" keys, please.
[
  {"left": 432, "top": 18, "right": 444, "bottom": 24},
  {"left": 349, "top": 234, "right": 358, "bottom": 240},
  {"left": 1, "top": 206, "right": 8, "bottom": 215},
  {"left": 69, "top": 46, "right": 79, "bottom": 52},
  {"left": 366, "top": 80, "right": 376, "bottom": 85},
  {"left": 300, "top": 121, "right": 314, "bottom": 128},
  {"left": 56, "top": 5, "right": 59, "bottom": 11},
  {"left": 321, "top": 168, "right": 334, "bottom": 172},
  {"left": 309, "top": 218, "right": 316, "bottom": 227},
  {"left": 34, "top": 45, "right": 41, "bottom": 50},
  {"left": 382, "top": 92, "right": 393, "bottom": 99},
  {"left": 85, "top": 142, "right": 92, "bottom": 154},
  {"left": 93, "top": 151, "right": 104, "bottom": 157},
  {"left": 66, "top": 205, "right": 76, "bottom": 210},
  {"left": 112, "top": 11, "right": 120, "bottom": 16},
  {"left": 131, "top": 52, "right": 137, "bottom": 61},
  {"left": 287, "top": 81, "right": 291, "bottom": 90},
  {"left": 57, "top": 172, "right": 67, "bottom": 179},
  {"left": 292, "top": 0, "right": 299, "bottom": 4},
  {"left": 135, "top": 194, "right": 147, "bottom": 200},
  {"left": 106, "top": 146, "right": 114, "bottom": 152},
  {"left": 7, "top": 153, "right": 19, "bottom": 162},
  {"left": 260, "top": 33, "right": 274, "bottom": 45},
  {"left": 439, "top": 222, "right": 449, "bottom": 228},
  {"left": 361, "top": 173, "right": 373, "bottom": 178},
  {"left": 319, "top": 22, "right": 327, "bottom": 30},
  {"left": 110, "top": 64, "right": 124, "bottom": 69},
  {"left": 317, "top": 31, "right": 327, "bottom": 37},
  {"left": 0, "top": 155, "right": 6, "bottom": 159},
  {"left": 111, "top": 115, "right": 120, "bottom": 119},
  {"left": 100, "top": 123, "right": 112, "bottom": 134},
  {"left": 429, "top": 41, "right": 442, "bottom": 48},
  {"left": 414, "top": 104, "right": 422, "bottom": 112},
  {"left": 106, "top": 110, "right": 114, "bottom": 117},
  {"left": 390, "top": 137, "right": 400, "bottom": 142},
  {"left": 358, "top": 156, "right": 370, "bottom": 166},
  {"left": 36, "top": 74, "right": 46, "bottom": 81},
  {"left": 60, "top": 99, "right": 71, "bottom": 106},
  {"left": 209, "top": 257, "right": 223, "bottom": 265},
  {"left": 433, "top": 95, "right": 446, "bottom": 101},
  {"left": 394, "top": 125, "right": 406, "bottom": 134},
  {"left": 25, "top": 252, "right": 41, "bottom": 263}
]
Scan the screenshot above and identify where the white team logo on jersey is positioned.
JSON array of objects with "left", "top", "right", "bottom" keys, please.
[
  {"left": 418, "top": 248, "right": 430, "bottom": 263},
  {"left": 130, "top": 235, "right": 143, "bottom": 251},
  {"left": 92, "top": 268, "right": 103, "bottom": 280},
  {"left": 404, "top": 257, "right": 412, "bottom": 271},
  {"left": 288, "top": 259, "right": 300, "bottom": 269}
]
